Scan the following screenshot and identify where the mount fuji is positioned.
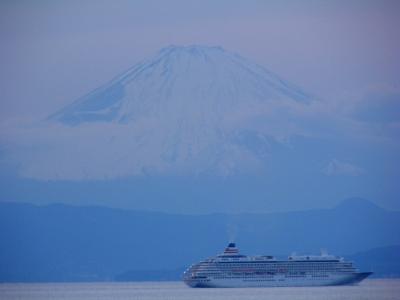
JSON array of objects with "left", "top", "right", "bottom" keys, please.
[
  {"left": 50, "top": 45, "right": 312, "bottom": 125},
  {"left": 42, "top": 45, "right": 316, "bottom": 179}
]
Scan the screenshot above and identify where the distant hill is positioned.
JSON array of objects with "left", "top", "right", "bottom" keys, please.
[
  {"left": 0, "top": 198, "right": 399, "bottom": 282},
  {"left": 349, "top": 245, "right": 400, "bottom": 278}
]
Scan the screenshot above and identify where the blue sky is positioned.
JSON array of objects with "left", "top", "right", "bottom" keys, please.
[{"left": 0, "top": 0, "right": 399, "bottom": 213}]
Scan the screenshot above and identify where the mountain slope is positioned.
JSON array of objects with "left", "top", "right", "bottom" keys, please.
[
  {"left": 0, "top": 198, "right": 399, "bottom": 282},
  {"left": 37, "top": 45, "right": 316, "bottom": 179},
  {"left": 49, "top": 45, "right": 312, "bottom": 125}
]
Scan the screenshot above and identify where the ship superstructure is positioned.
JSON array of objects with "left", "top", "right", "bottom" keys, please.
[{"left": 183, "top": 243, "right": 372, "bottom": 288}]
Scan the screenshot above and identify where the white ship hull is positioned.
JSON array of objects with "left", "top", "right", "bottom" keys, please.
[{"left": 184, "top": 272, "right": 372, "bottom": 288}]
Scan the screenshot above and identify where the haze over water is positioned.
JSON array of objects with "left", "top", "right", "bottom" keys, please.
[{"left": 1, "top": 280, "right": 399, "bottom": 300}]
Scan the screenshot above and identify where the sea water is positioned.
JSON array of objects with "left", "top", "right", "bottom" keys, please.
[{"left": 0, "top": 279, "right": 399, "bottom": 300}]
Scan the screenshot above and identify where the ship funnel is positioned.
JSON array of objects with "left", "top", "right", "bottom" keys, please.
[{"left": 222, "top": 242, "right": 239, "bottom": 255}]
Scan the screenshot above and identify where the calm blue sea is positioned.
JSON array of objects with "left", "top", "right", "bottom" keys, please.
[{"left": 0, "top": 279, "right": 399, "bottom": 300}]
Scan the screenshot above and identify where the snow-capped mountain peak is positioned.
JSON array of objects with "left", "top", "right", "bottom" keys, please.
[
  {"left": 49, "top": 45, "right": 312, "bottom": 126},
  {"left": 28, "top": 45, "right": 317, "bottom": 179}
]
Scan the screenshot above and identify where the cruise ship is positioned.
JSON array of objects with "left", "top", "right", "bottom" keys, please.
[{"left": 183, "top": 243, "right": 372, "bottom": 288}]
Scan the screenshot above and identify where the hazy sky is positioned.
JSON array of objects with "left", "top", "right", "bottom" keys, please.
[
  {"left": 1, "top": 0, "right": 399, "bottom": 120},
  {"left": 0, "top": 1, "right": 399, "bottom": 213}
]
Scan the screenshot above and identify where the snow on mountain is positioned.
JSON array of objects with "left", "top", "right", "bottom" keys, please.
[
  {"left": 15, "top": 45, "right": 317, "bottom": 180},
  {"left": 49, "top": 45, "right": 311, "bottom": 125}
]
